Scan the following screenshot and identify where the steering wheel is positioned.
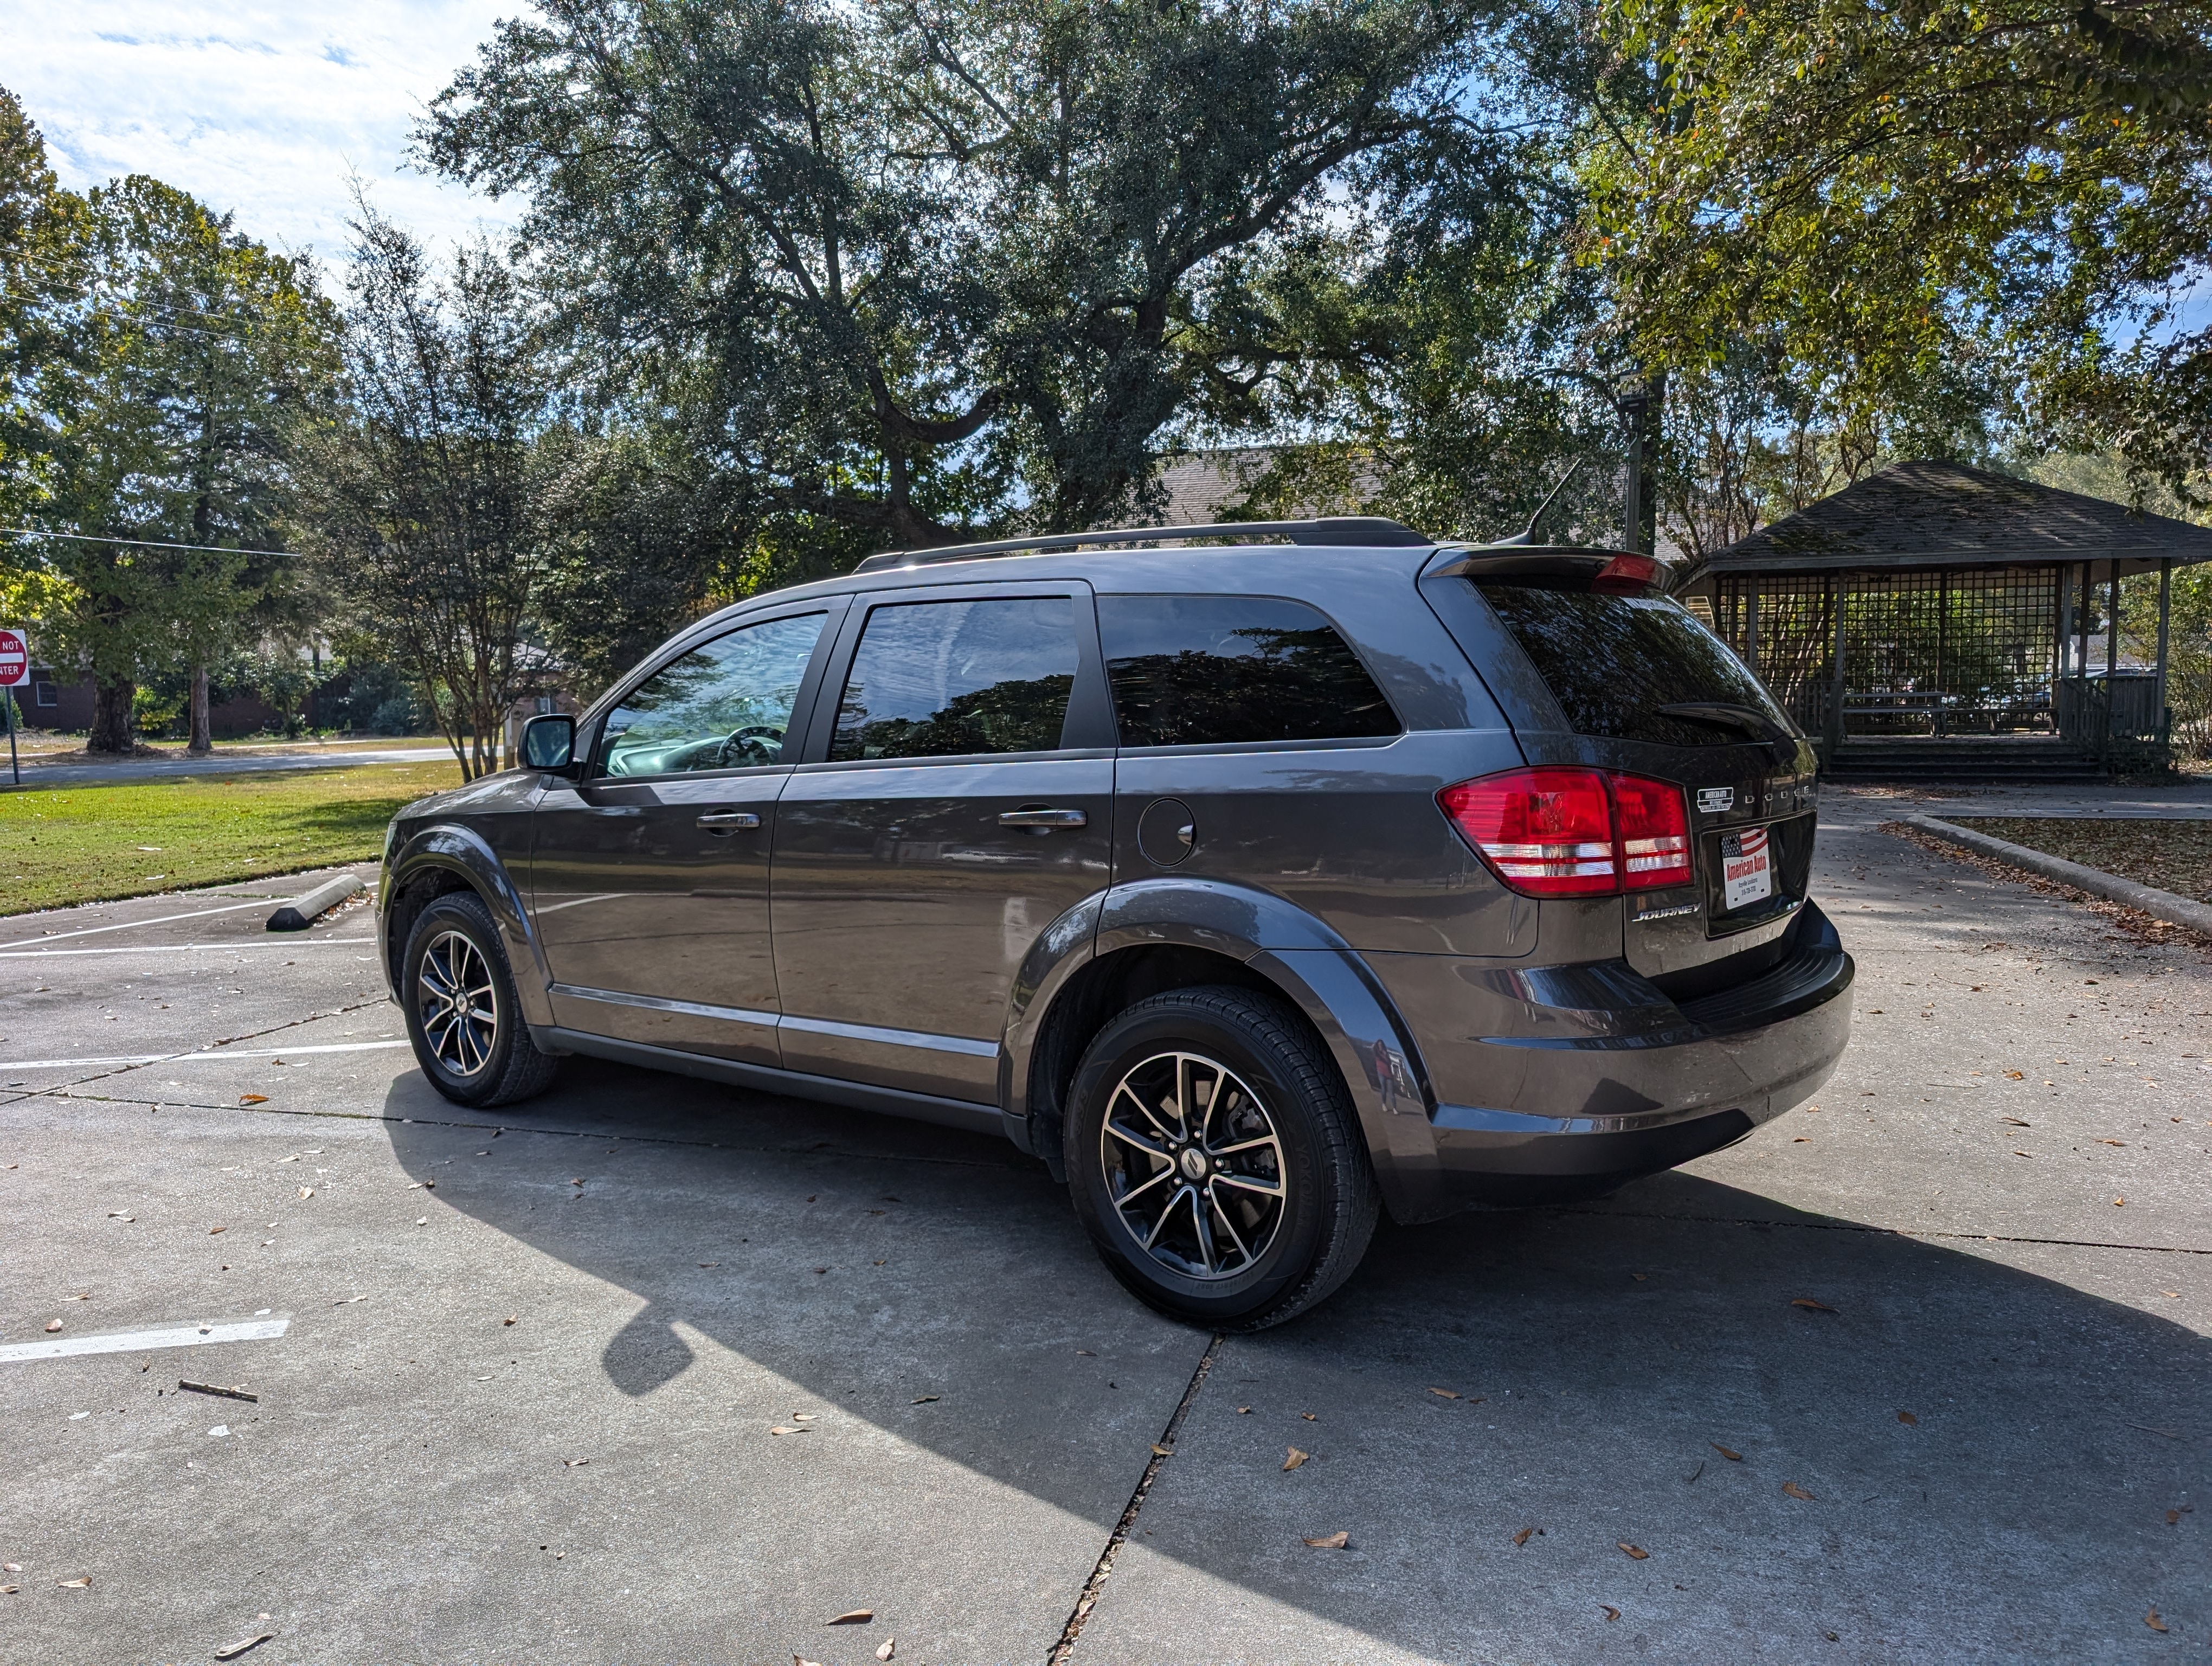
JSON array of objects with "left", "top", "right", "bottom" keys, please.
[{"left": 713, "top": 724, "right": 785, "bottom": 768}]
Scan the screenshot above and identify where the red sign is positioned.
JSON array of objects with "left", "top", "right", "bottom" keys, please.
[{"left": 0, "top": 628, "right": 26, "bottom": 688}]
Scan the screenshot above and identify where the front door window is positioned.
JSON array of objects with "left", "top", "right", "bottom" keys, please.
[{"left": 600, "top": 612, "right": 827, "bottom": 777}]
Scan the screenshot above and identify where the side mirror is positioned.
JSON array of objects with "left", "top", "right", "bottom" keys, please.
[{"left": 522, "top": 713, "right": 576, "bottom": 773}]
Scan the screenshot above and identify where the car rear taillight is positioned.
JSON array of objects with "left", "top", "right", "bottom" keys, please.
[
  {"left": 1610, "top": 772, "right": 1692, "bottom": 889},
  {"left": 1437, "top": 768, "right": 1692, "bottom": 898},
  {"left": 1436, "top": 768, "right": 1617, "bottom": 896}
]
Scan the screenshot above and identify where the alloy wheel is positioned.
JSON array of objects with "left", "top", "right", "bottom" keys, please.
[
  {"left": 416, "top": 929, "right": 499, "bottom": 1078},
  {"left": 1099, "top": 1049, "right": 1287, "bottom": 1281}
]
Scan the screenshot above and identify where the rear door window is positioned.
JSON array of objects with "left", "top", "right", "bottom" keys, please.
[
  {"left": 1476, "top": 584, "right": 1788, "bottom": 747},
  {"left": 1098, "top": 595, "right": 1399, "bottom": 748},
  {"left": 829, "top": 595, "right": 1078, "bottom": 760}
]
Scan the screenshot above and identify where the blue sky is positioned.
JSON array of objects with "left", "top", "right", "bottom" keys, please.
[{"left": 11, "top": 0, "right": 522, "bottom": 270}]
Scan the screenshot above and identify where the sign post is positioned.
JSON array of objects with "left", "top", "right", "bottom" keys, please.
[{"left": 0, "top": 627, "right": 29, "bottom": 787}]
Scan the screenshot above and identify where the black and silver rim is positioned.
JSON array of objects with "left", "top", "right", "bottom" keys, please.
[
  {"left": 416, "top": 929, "right": 499, "bottom": 1078},
  {"left": 1099, "top": 1050, "right": 1286, "bottom": 1281}
]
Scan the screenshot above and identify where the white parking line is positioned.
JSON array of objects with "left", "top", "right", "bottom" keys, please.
[
  {"left": 0, "top": 1316, "right": 290, "bottom": 1363},
  {"left": 0, "top": 897, "right": 278, "bottom": 950},
  {"left": 0, "top": 937, "right": 374, "bottom": 959},
  {"left": 0, "top": 1040, "right": 409, "bottom": 1072}
]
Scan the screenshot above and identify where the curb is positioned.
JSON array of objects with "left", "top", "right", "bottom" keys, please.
[
  {"left": 267, "top": 872, "right": 369, "bottom": 932},
  {"left": 1900, "top": 813, "right": 2212, "bottom": 938}
]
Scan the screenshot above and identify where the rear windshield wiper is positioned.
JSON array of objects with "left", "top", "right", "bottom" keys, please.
[{"left": 1657, "top": 702, "right": 1798, "bottom": 748}]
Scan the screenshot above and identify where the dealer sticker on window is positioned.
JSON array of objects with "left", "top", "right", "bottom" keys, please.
[{"left": 1719, "top": 826, "right": 1773, "bottom": 912}]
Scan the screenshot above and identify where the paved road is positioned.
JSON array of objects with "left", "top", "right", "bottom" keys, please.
[
  {"left": 3, "top": 745, "right": 452, "bottom": 790},
  {"left": 0, "top": 813, "right": 2204, "bottom": 1663}
]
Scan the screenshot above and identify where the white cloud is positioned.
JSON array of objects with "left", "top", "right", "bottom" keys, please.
[{"left": 10, "top": 0, "right": 527, "bottom": 273}]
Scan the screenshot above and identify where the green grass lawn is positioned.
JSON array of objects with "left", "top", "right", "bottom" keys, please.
[
  {"left": 1954, "top": 816, "right": 2212, "bottom": 904},
  {"left": 0, "top": 761, "right": 464, "bottom": 915}
]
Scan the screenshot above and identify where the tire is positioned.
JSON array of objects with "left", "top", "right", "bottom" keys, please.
[
  {"left": 1065, "top": 985, "right": 1379, "bottom": 1331},
  {"left": 400, "top": 891, "right": 561, "bottom": 1108}
]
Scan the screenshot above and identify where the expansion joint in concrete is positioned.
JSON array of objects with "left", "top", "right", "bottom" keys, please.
[{"left": 1047, "top": 1330, "right": 1224, "bottom": 1665}]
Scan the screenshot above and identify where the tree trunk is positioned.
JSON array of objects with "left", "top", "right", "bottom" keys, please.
[
  {"left": 188, "top": 665, "right": 213, "bottom": 755},
  {"left": 90, "top": 676, "right": 136, "bottom": 754}
]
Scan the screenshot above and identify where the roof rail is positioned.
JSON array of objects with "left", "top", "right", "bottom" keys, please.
[{"left": 852, "top": 516, "right": 1430, "bottom": 574}]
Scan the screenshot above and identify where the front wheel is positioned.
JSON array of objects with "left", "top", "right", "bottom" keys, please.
[
  {"left": 1065, "top": 986, "right": 1379, "bottom": 1331},
  {"left": 401, "top": 891, "right": 560, "bottom": 1107}
]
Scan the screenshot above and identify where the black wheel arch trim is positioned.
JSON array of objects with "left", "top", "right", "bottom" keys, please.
[
  {"left": 380, "top": 825, "right": 555, "bottom": 1031},
  {"left": 1001, "top": 874, "right": 1437, "bottom": 1222}
]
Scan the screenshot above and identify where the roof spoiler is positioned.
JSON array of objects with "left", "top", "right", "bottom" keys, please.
[
  {"left": 854, "top": 516, "right": 1430, "bottom": 574},
  {"left": 1429, "top": 546, "right": 1662, "bottom": 594}
]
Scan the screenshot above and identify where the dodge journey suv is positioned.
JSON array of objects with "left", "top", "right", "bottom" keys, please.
[{"left": 378, "top": 517, "right": 1853, "bottom": 1328}]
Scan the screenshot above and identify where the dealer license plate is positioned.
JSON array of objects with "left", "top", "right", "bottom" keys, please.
[{"left": 1719, "top": 826, "right": 1773, "bottom": 912}]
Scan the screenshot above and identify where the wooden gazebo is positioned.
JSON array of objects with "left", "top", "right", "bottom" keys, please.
[{"left": 1674, "top": 460, "right": 2212, "bottom": 776}]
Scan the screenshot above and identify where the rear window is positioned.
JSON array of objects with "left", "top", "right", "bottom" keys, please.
[
  {"left": 1476, "top": 582, "right": 1786, "bottom": 747},
  {"left": 1098, "top": 595, "right": 1399, "bottom": 748}
]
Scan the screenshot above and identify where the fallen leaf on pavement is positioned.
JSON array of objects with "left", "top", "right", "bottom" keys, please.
[
  {"left": 1791, "top": 1297, "right": 1836, "bottom": 1312},
  {"left": 2098, "top": 1139, "right": 2126, "bottom": 1147},
  {"left": 0, "top": 1586, "right": 14, "bottom": 1594},
  {"left": 1150, "top": 1444, "right": 1173, "bottom": 1457},
  {"left": 1236, "top": 1405, "right": 1252, "bottom": 1414},
  {"left": 770, "top": 1425, "right": 810, "bottom": 1436},
  {"left": 1283, "top": 1446, "right": 1310, "bottom": 1471},
  {"left": 1428, "top": 1388, "right": 1461, "bottom": 1399},
  {"left": 1301, "top": 1412, "right": 1317, "bottom": 1421},
  {"left": 828, "top": 1609, "right": 873, "bottom": 1625},
  {"left": 2168, "top": 1509, "right": 2182, "bottom": 1524},
  {"left": 297, "top": 1188, "right": 312, "bottom": 1199},
  {"left": 1302, "top": 1531, "right": 1349, "bottom": 1549},
  {"left": 1782, "top": 1481, "right": 1817, "bottom": 1501},
  {"left": 2114, "top": 1197, "right": 2126, "bottom": 1206},
  {"left": 57, "top": 1575, "right": 91, "bottom": 1588},
  {"left": 2002, "top": 1116, "right": 2031, "bottom": 1126},
  {"left": 2145, "top": 1610, "right": 2167, "bottom": 1633},
  {"left": 1512, "top": 1527, "right": 1534, "bottom": 1547},
  {"left": 1601, "top": 1605, "right": 1621, "bottom": 1622},
  {"left": 792, "top": 1413, "right": 816, "bottom": 1422},
  {"left": 796, "top": 1657, "right": 826, "bottom": 1666},
  {"left": 1712, "top": 1443, "right": 1742, "bottom": 1461},
  {"left": 911, "top": 1395, "right": 939, "bottom": 1404},
  {"left": 214, "top": 1633, "right": 275, "bottom": 1659},
  {"left": 1618, "top": 1543, "right": 1648, "bottom": 1560},
  {"left": 209, "top": 1226, "right": 226, "bottom": 1235},
  {"left": 44, "top": 1320, "right": 61, "bottom": 1332},
  {"left": 1898, "top": 1411, "right": 1918, "bottom": 1425},
  {"left": 239, "top": 1095, "right": 268, "bottom": 1105},
  {"left": 877, "top": 1640, "right": 896, "bottom": 1662},
  {"left": 503, "top": 1316, "right": 516, "bottom": 1326},
  {"left": 2003, "top": 1071, "right": 2024, "bottom": 1080}
]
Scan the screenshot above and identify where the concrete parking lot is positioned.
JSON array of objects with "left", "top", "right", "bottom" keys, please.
[{"left": 2, "top": 793, "right": 2205, "bottom": 1664}]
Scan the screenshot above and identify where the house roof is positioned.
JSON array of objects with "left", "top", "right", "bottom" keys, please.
[{"left": 1684, "top": 459, "right": 2212, "bottom": 581}]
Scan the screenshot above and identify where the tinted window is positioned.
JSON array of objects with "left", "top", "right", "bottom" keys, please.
[
  {"left": 830, "top": 596, "right": 1076, "bottom": 761},
  {"left": 599, "top": 611, "right": 826, "bottom": 777},
  {"left": 1476, "top": 584, "right": 1789, "bottom": 747},
  {"left": 1098, "top": 595, "right": 1399, "bottom": 748}
]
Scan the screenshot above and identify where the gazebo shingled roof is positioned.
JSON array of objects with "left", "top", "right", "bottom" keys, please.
[{"left": 1682, "top": 459, "right": 2212, "bottom": 581}]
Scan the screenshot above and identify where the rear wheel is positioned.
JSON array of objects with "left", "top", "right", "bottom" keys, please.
[
  {"left": 401, "top": 892, "right": 560, "bottom": 1107},
  {"left": 1065, "top": 986, "right": 1378, "bottom": 1330}
]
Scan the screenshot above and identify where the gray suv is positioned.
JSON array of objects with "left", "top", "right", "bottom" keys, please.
[{"left": 377, "top": 518, "right": 1852, "bottom": 1328}]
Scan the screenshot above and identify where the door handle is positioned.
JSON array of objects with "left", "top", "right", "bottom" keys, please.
[
  {"left": 696, "top": 810, "right": 762, "bottom": 831},
  {"left": 998, "top": 808, "right": 1088, "bottom": 829}
]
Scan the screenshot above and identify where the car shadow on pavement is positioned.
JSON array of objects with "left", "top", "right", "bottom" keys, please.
[{"left": 380, "top": 1060, "right": 2208, "bottom": 1661}]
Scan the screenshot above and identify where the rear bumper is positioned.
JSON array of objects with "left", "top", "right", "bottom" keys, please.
[{"left": 1375, "top": 902, "right": 1854, "bottom": 1217}]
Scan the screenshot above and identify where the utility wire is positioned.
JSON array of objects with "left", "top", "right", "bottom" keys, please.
[{"left": 1, "top": 528, "right": 300, "bottom": 559}]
